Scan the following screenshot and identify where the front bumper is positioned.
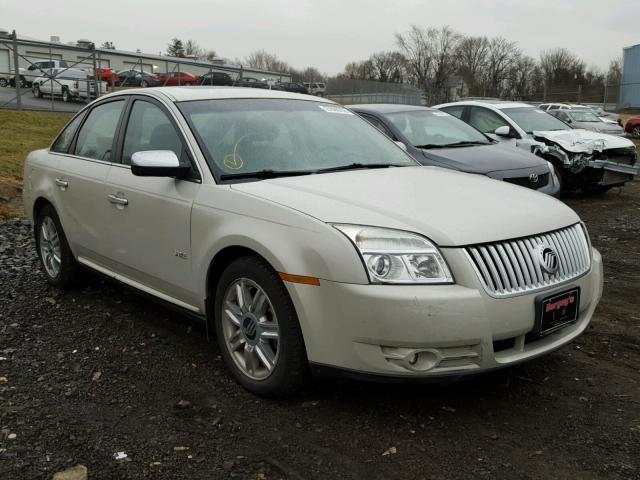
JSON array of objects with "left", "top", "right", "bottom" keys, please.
[{"left": 285, "top": 248, "right": 603, "bottom": 378}]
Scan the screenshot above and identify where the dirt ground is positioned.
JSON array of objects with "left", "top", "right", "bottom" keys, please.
[{"left": 1, "top": 178, "right": 639, "bottom": 479}]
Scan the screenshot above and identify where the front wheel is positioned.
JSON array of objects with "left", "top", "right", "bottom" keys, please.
[
  {"left": 0, "top": 78, "right": 7, "bottom": 87},
  {"left": 214, "top": 256, "right": 309, "bottom": 396},
  {"left": 140, "top": 79, "right": 148, "bottom": 88},
  {"left": 33, "top": 84, "right": 42, "bottom": 98},
  {"left": 35, "top": 204, "right": 82, "bottom": 289},
  {"left": 632, "top": 126, "right": 640, "bottom": 139},
  {"left": 62, "top": 88, "right": 72, "bottom": 103}
]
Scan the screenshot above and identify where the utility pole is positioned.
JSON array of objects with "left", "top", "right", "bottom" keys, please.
[{"left": 11, "top": 30, "right": 21, "bottom": 110}]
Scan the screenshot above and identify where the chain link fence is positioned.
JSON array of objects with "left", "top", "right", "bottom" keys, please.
[
  {"left": 0, "top": 30, "right": 291, "bottom": 112},
  {"left": 326, "top": 79, "right": 423, "bottom": 105}
]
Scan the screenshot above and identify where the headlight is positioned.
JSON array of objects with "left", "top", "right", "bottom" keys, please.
[{"left": 332, "top": 225, "right": 453, "bottom": 284}]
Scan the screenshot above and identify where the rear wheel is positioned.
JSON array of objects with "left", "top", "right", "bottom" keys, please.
[
  {"left": 140, "top": 79, "right": 148, "bottom": 88},
  {"left": 632, "top": 126, "right": 640, "bottom": 139},
  {"left": 35, "top": 204, "right": 82, "bottom": 289},
  {"left": 0, "top": 78, "right": 7, "bottom": 87},
  {"left": 214, "top": 256, "right": 309, "bottom": 396}
]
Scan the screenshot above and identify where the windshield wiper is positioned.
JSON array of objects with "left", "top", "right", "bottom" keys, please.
[
  {"left": 314, "top": 163, "right": 403, "bottom": 173},
  {"left": 416, "top": 141, "right": 487, "bottom": 149},
  {"left": 219, "top": 169, "right": 314, "bottom": 180}
]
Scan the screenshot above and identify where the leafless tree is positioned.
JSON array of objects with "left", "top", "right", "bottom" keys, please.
[
  {"left": 485, "top": 37, "right": 520, "bottom": 97},
  {"left": 606, "top": 57, "right": 623, "bottom": 85},
  {"left": 184, "top": 39, "right": 204, "bottom": 59},
  {"left": 370, "top": 51, "right": 407, "bottom": 83},
  {"left": 430, "top": 26, "right": 462, "bottom": 101},
  {"left": 395, "top": 25, "right": 436, "bottom": 96},
  {"left": 539, "top": 47, "right": 585, "bottom": 84},
  {"left": 245, "top": 50, "right": 290, "bottom": 73},
  {"left": 456, "top": 36, "right": 489, "bottom": 95}
]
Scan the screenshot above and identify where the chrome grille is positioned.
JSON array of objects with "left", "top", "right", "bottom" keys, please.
[{"left": 466, "top": 224, "right": 591, "bottom": 297}]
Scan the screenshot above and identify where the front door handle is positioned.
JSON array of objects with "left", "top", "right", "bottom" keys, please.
[
  {"left": 55, "top": 178, "right": 68, "bottom": 188},
  {"left": 107, "top": 194, "right": 128, "bottom": 206}
]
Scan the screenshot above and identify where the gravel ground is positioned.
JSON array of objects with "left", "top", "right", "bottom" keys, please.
[{"left": 1, "top": 182, "right": 639, "bottom": 480}]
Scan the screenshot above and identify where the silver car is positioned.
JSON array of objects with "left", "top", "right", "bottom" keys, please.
[
  {"left": 547, "top": 109, "right": 625, "bottom": 136},
  {"left": 23, "top": 88, "right": 603, "bottom": 396}
]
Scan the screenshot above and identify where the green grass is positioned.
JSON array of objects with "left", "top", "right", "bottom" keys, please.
[{"left": 0, "top": 109, "right": 71, "bottom": 218}]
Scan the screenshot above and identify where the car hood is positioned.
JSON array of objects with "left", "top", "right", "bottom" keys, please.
[
  {"left": 230, "top": 167, "right": 578, "bottom": 246},
  {"left": 531, "top": 128, "right": 634, "bottom": 153},
  {"left": 420, "top": 142, "right": 546, "bottom": 174}
]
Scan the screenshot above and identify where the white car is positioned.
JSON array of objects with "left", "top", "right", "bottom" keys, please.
[
  {"left": 32, "top": 68, "right": 105, "bottom": 102},
  {"left": 434, "top": 100, "right": 638, "bottom": 193},
  {"left": 303, "top": 82, "right": 326, "bottom": 96},
  {"left": 23, "top": 88, "right": 603, "bottom": 396},
  {"left": 538, "top": 103, "right": 621, "bottom": 125},
  {"left": 23, "top": 59, "right": 70, "bottom": 85}
]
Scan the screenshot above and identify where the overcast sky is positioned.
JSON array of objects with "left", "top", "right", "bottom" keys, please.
[{"left": 2, "top": 0, "right": 638, "bottom": 74}]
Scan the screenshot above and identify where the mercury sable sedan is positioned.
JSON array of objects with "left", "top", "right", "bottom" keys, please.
[{"left": 23, "top": 87, "right": 603, "bottom": 396}]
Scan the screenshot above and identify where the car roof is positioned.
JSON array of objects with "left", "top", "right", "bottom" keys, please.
[
  {"left": 435, "top": 100, "right": 533, "bottom": 110},
  {"left": 104, "top": 86, "right": 334, "bottom": 103},
  {"left": 349, "top": 104, "right": 435, "bottom": 114}
]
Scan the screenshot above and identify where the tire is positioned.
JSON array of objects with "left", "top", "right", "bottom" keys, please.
[
  {"left": 214, "top": 256, "right": 309, "bottom": 396},
  {"left": 582, "top": 185, "right": 613, "bottom": 195},
  {"left": 35, "top": 204, "right": 82, "bottom": 289},
  {"left": 184, "top": 82, "right": 192, "bottom": 86},
  {"left": 632, "top": 126, "right": 640, "bottom": 139},
  {"left": 140, "top": 80, "right": 148, "bottom": 88},
  {"left": 62, "top": 88, "right": 72, "bottom": 103},
  {"left": 33, "top": 84, "right": 42, "bottom": 98},
  {"left": 0, "top": 78, "right": 7, "bottom": 88}
]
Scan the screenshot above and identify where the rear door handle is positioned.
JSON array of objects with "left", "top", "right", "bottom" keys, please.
[
  {"left": 55, "top": 178, "right": 68, "bottom": 188},
  {"left": 107, "top": 194, "right": 128, "bottom": 206}
]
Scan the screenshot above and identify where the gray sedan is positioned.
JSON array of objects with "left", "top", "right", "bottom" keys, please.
[
  {"left": 548, "top": 109, "right": 625, "bottom": 136},
  {"left": 349, "top": 104, "right": 560, "bottom": 196}
]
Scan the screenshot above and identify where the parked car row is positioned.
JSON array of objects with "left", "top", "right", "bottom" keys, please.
[
  {"left": 24, "top": 87, "right": 605, "bottom": 396},
  {"left": 538, "top": 103, "right": 621, "bottom": 125},
  {"left": 434, "top": 99, "right": 638, "bottom": 193}
]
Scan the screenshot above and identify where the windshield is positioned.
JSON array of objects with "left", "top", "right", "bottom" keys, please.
[
  {"left": 502, "top": 107, "right": 571, "bottom": 134},
  {"left": 568, "top": 111, "right": 600, "bottom": 122},
  {"left": 178, "top": 99, "right": 416, "bottom": 180},
  {"left": 385, "top": 110, "right": 490, "bottom": 147}
]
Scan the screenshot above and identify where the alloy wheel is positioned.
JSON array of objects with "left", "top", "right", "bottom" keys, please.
[
  {"left": 633, "top": 126, "right": 640, "bottom": 139},
  {"left": 39, "top": 216, "right": 62, "bottom": 278},
  {"left": 221, "top": 278, "right": 280, "bottom": 380}
]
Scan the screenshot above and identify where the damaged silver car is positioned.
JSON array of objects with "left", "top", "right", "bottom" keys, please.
[{"left": 435, "top": 100, "right": 637, "bottom": 194}]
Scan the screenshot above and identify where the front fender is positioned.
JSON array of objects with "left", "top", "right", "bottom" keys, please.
[{"left": 190, "top": 186, "right": 369, "bottom": 306}]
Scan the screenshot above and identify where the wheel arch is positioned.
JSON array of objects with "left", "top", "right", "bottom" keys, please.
[{"left": 204, "top": 244, "right": 280, "bottom": 336}]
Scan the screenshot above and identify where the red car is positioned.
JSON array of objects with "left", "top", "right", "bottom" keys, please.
[
  {"left": 158, "top": 71, "right": 199, "bottom": 86},
  {"left": 624, "top": 116, "right": 640, "bottom": 138},
  {"left": 95, "top": 68, "right": 120, "bottom": 84}
]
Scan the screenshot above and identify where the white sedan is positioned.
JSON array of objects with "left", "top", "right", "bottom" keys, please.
[{"left": 23, "top": 88, "right": 603, "bottom": 395}]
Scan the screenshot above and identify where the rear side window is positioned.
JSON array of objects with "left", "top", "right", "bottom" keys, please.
[
  {"left": 74, "top": 100, "right": 125, "bottom": 161},
  {"left": 121, "top": 100, "right": 183, "bottom": 164},
  {"left": 51, "top": 113, "right": 86, "bottom": 153},
  {"left": 440, "top": 105, "right": 464, "bottom": 119}
]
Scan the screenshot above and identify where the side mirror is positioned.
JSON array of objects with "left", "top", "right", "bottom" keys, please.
[
  {"left": 566, "top": 118, "right": 572, "bottom": 123},
  {"left": 131, "top": 150, "right": 190, "bottom": 177},
  {"left": 494, "top": 126, "right": 512, "bottom": 137},
  {"left": 394, "top": 141, "right": 408, "bottom": 151}
]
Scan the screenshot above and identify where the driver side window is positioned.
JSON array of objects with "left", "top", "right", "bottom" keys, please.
[
  {"left": 468, "top": 107, "right": 509, "bottom": 134},
  {"left": 122, "top": 100, "right": 183, "bottom": 165}
]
